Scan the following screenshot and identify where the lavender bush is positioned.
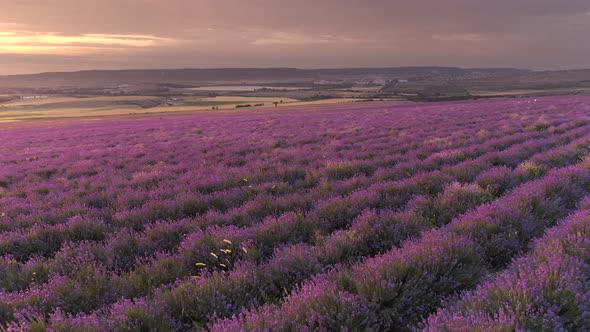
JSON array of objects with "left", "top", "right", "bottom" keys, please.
[{"left": 1, "top": 96, "right": 590, "bottom": 330}]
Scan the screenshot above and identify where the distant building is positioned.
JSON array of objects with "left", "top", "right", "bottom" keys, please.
[
  {"left": 354, "top": 78, "right": 372, "bottom": 86},
  {"left": 397, "top": 79, "right": 409, "bottom": 83}
]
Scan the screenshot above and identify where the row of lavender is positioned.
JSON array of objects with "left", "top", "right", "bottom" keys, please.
[
  {"left": 1, "top": 115, "right": 582, "bottom": 266},
  {"left": 0, "top": 96, "right": 589, "bottom": 330},
  {"left": 0, "top": 100, "right": 564, "bottom": 272},
  {"left": 206, "top": 155, "right": 590, "bottom": 331},
  {"left": 423, "top": 196, "right": 590, "bottom": 330},
  {"left": 0, "top": 101, "right": 546, "bottom": 232},
  {"left": 44, "top": 128, "right": 590, "bottom": 331},
  {"left": 1, "top": 100, "right": 583, "bottom": 264},
  {"left": 0, "top": 118, "right": 586, "bottom": 288},
  {"left": 0, "top": 102, "right": 561, "bottom": 286}
]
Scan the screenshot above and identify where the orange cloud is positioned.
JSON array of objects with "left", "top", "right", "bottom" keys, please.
[{"left": 0, "top": 31, "right": 174, "bottom": 55}]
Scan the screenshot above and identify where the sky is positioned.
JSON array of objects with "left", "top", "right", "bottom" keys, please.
[{"left": 0, "top": 0, "right": 589, "bottom": 75}]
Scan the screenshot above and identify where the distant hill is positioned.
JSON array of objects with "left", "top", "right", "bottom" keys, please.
[{"left": 0, "top": 67, "right": 529, "bottom": 89}]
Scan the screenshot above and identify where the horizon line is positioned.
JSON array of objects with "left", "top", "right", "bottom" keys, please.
[{"left": 0, "top": 65, "right": 539, "bottom": 77}]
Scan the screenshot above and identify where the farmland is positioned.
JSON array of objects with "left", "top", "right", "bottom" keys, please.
[
  {"left": 0, "top": 95, "right": 343, "bottom": 122},
  {"left": 1, "top": 96, "right": 590, "bottom": 330}
]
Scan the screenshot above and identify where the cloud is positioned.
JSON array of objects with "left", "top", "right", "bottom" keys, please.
[
  {"left": 1, "top": 0, "right": 590, "bottom": 73},
  {"left": 432, "top": 33, "right": 488, "bottom": 42},
  {"left": 0, "top": 31, "right": 175, "bottom": 55},
  {"left": 250, "top": 32, "right": 373, "bottom": 46},
  {"left": 0, "top": 22, "right": 18, "bottom": 28}
]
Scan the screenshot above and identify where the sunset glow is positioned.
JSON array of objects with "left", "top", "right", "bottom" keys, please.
[
  {"left": 0, "top": 31, "right": 173, "bottom": 55},
  {"left": 0, "top": 0, "right": 588, "bottom": 74}
]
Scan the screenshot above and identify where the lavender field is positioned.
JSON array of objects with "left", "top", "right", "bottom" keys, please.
[{"left": 1, "top": 96, "right": 590, "bottom": 331}]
